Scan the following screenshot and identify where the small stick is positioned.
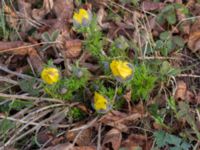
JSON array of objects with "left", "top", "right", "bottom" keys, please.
[
  {"left": 0, "top": 65, "right": 41, "bottom": 81},
  {"left": 0, "top": 41, "right": 62, "bottom": 54},
  {"left": 97, "top": 123, "right": 102, "bottom": 150},
  {"left": 138, "top": 56, "right": 182, "bottom": 60},
  {"left": 0, "top": 76, "right": 18, "bottom": 85},
  {"left": 0, "top": 93, "right": 64, "bottom": 103},
  {"left": 0, "top": 114, "right": 72, "bottom": 128},
  {"left": 69, "top": 116, "right": 99, "bottom": 132},
  {"left": 177, "top": 74, "right": 200, "bottom": 78},
  {"left": 196, "top": 109, "right": 200, "bottom": 123}
]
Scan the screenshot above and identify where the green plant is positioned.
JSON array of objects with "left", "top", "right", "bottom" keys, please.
[
  {"left": 84, "top": 18, "right": 104, "bottom": 60},
  {"left": 149, "top": 103, "right": 166, "bottom": 127},
  {"left": 157, "top": 4, "right": 177, "bottom": 25},
  {"left": 19, "top": 79, "right": 40, "bottom": 96},
  {"left": 91, "top": 80, "right": 115, "bottom": 100},
  {"left": 131, "top": 64, "right": 157, "bottom": 101},
  {"left": 157, "top": 3, "right": 189, "bottom": 26},
  {"left": 159, "top": 61, "right": 179, "bottom": 80},
  {"left": 119, "top": 0, "right": 140, "bottom": 6},
  {"left": 167, "top": 96, "right": 177, "bottom": 113},
  {"left": 166, "top": 99, "right": 200, "bottom": 141},
  {"left": 0, "top": 1, "right": 9, "bottom": 39},
  {"left": 40, "top": 30, "right": 60, "bottom": 52},
  {"left": 153, "top": 130, "right": 191, "bottom": 150},
  {"left": 155, "top": 31, "right": 185, "bottom": 56},
  {"left": 9, "top": 99, "right": 33, "bottom": 111},
  {"left": 44, "top": 66, "right": 89, "bottom": 100},
  {"left": 176, "top": 102, "right": 200, "bottom": 140},
  {"left": 109, "top": 36, "right": 129, "bottom": 59},
  {"left": 0, "top": 119, "right": 15, "bottom": 142},
  {"left": 67, "top": 107, "right": 86, "bottom": 121},
  {"left": 90, "top": 80, "right": 127, "bottom": 111},
  {"left": 74, "top": 13, "right": 104, "bottom": 60}
]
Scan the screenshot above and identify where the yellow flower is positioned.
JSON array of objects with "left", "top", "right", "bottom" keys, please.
[
  {"left": 110, "top": 60, "right": 133, "bottom": 81},
  {"left": 73, "top": 8, "right": 90, "bottom": 25},
  {"left": 41, "top": 67, "right": 60, "bottom": 85},
  {"left": 93, "top": 92, "right": 110, "bottom": 113}
]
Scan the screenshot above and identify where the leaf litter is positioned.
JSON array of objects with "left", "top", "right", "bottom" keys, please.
[{"left": 0, "top": 0, "right": 200, "bottom": 149}]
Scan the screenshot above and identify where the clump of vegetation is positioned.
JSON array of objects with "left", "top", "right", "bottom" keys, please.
[
  {"left": 155, "top": 31, "right": 185, "bottom": 56},
  {"left": 154, "top": 130, "right": 191, "bottom": 150},
  {"left": 73, "top": 9, "right": 104, "bottom": 60},
  {"left": 42, "top": 65, "right": 89, "bottom": 100},
  {"left": 1, "top": 1, "right": 200, "bottom": 149},
  {"left": 67, "top": 107, "right": 86, "bottom": 121},
  {"left": 131, "top": 64, "right": 157, "bottom": 101}
]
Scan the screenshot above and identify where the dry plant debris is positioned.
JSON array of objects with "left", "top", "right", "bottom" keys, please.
[{"left": 0, "top": 0, "right": 200, "bottom": 150}]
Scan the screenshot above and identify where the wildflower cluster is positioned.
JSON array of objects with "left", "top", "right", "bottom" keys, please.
[
  {"left": 73, "top": 8, "right": 103, "bottom": 59},
  {"left": 41, "top": 62, "right": 89, "bottom": 101},
  {"left": 40, "top": 8, "right": 157, "bottom": 115}
]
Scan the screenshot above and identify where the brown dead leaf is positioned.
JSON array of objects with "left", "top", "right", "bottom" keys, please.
[
  {"left": 53, "top": 0, "right": 74, "bottom": 20},
  {"left": 0, "top": 41, "right": 24, "bottom": 52},
  {"left": 188, "top": 19, "right": 200, "bottom": 52},
  {"left": 51, "top": 136, "right": 65, "bottom": 145},
  {"left": 188, "top": 2, "right": 200, "bottom": 16},
  {"left": 32, "top": 0, "right": 53, "bottom": 21},
  {"left": 0, "top": 41, "right": 43, "bottom": 73},
  {"left": 66, "top": 128, "right": 94, "bottom": 146},
  {"left": 175, "top": 80, "right": 187, "bottom": 100},
  {"left": 17, "top": 0, "right": 33, "bottom": 32},
  {"left": 141, "top": 1, "right": 164, "bottom": 11},
  {"left": 186, "top": 90, "right": 195, "bottom": 104},
  {"left": 81, "top": 63, "right": 100, "bottom": 72},
  {"left": 65, "top": 40, "right": 82, "bottom": 58},
  {"left": 36, "top": 130, "right": 54, "bottom": 146},
  {"left": 28, "top": 47, "right": 43, "bottom": 73},
  {"left": 153, "top": 122, "right": 163, "bottom": 130},
  {"left": 149, "top": 17, "right": 165, "bottom": 37},
  {"left": 99, "top": 111, "right": 128, "bottom": 132},
  {"left": 43, "top": 143, "right": 72, "bottom": 150},
  {"left": 132, "top": 101, "right": 145, "bottom": 115},
  {"left": 73, "top": 146, "right": 96, "bottom": 150},
  {"left": 121, "top": 134, "right": 152, "bottom": 150},
  {"left": 76, "top": 104, "right": 90, "bottom": 114},
  {"left": 195, "top": 92, "right": 200, "bottom": 104},
  {"left": 0, "top": 41, "right": 30, "bottom": 56},
  {"left": 44, "top": 0, "right": 54, "bottom": 12},
  {"left": 4, "top": 5, "right": 18, "bottom": 29},
  {"left": 123, "top": 90, "right": 132, "bottom": 112},
  {"left": 36, "top": 129, "right": 64, "bottom": 147},
  {"left": 175, "top": 0, "right": 190, "bottom": 34},
  {"left": 174, "top": 81, "right": 197, "bottom": 104},
  {"left": 102, "top": 128, "right": 122, "bottom": 150},
  {"left": 187, "top": 0, "right": 195, "bottom": 9},
  {"left": 32, "top": 9, "right": 46, "bottom": 22},
  {"left": 3, "top": 147, "right": 17, "bottom": 150},
  {"left": 99, "top": 111, "right": 143, "bottom": 132},
  {"left": 97, "top": 7, "right": 110, "bottom": 29},
  {"left": 123, "top": 90, "right": 131, "bottom": 102}
]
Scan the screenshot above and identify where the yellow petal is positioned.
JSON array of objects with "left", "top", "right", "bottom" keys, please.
[
  {"left": 41, "top": 67, "right": 60, "bottom": 85},
  {"left": 73, "top": 12, "right": 82, "bottom": 24},
  {"left": 110, "top": 60, "right": 120, "bottom": 77},
  {"left": 79, "top": 9, "right": 89, "bottom": 19},
  {"left": 73, "top": 8, "right": 89, "bottom": 24},
  {"left": 116, "top": 62, "right": 133, "bottom": 79},
  {"left": 94, "top": 92, "right": 108, "bottom": 111},
  {"left": 110, "top": 60, "right": 133, "bottom": 80}
]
